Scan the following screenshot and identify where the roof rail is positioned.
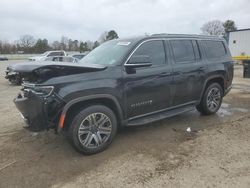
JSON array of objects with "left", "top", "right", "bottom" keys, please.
[{"left": 151, "top": 33, "right": 221, "bottom": 38}]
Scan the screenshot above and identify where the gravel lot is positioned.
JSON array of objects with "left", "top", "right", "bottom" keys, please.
[{"left": 0, "top": 60, "right": 250, "bottom": 188}]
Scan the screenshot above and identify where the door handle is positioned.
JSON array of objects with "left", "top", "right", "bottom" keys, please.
[{"left": 159, "top": 72, "right": 172, "bottom": 77}]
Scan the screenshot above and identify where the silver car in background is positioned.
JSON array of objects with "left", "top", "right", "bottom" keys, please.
[{"left": 28, "top": 50, "right": 67, "bottom": 61}]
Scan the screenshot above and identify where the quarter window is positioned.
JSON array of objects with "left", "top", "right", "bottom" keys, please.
[
  {"left": 132, "top": 40, "right": 166, "bottom": 65},
  {"left": 170, "top": 40, "right": 195, "bottom": 63},
  {"left": 202, "top": 41, "right": 226, "bottom": 59}
]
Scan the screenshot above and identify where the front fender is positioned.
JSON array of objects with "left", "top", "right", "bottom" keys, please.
[{"left": 57, "top": 94, "right": 123, "bottom": 132}]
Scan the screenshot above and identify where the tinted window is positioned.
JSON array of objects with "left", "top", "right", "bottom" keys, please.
[
  {"left": 203, "top": 40, "right": 226, "bottom": 59},
  {"left": 133, "top": 40, "right": 166, "bottom": 65},
  {"left": 170, "top": 40, "right": 195, "bottom": 63}
]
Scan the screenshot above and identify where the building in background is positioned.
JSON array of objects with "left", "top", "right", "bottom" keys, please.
[{"left": 228, "top": 28, "right": 250, "bottom": 60}]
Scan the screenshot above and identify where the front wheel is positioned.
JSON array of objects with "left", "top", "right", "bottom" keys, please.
[
  {"left": 196, "top": 83, "right": 223, "bottom": 115},
  {"left": 68, "top": 105, "right": 117, "bottom": 155}
]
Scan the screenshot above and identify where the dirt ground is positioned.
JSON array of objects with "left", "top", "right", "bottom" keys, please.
[{"left": 0, "top": 61, "right": 250, "bottom": 188}]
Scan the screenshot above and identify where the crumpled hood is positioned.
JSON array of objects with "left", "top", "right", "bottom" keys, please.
[
  {"left": 8, "top": 61, "right": 106, "bottom": 72},
  {"left": 7, "top": 61, "right": 107, "bottom": 83}
]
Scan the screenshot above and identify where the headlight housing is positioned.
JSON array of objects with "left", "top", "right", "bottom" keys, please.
[
  {"left": 23, "top": 83, "right": 54, "bottom": 97},
  {"left": 7, "top": 71, "right": 17, "bottom": 75},
  {"left": 32, "top": 86, "right": 54, "bottom": 96}
]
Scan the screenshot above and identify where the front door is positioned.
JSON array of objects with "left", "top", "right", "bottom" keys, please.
[{"left": 123, "top": 40, "right": 174, "bottom": 118}]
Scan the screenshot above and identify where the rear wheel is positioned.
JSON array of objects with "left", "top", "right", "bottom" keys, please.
[
  {"left": 68, "top": 105, "right": 117, "bottom": 155},
  {"left": 196, "top": 83, "right": 223, "bottom": 115}
]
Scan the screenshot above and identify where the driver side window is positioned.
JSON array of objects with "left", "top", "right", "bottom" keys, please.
[{"left": 132, "top": 40, "right": 166, "bottom": 65}]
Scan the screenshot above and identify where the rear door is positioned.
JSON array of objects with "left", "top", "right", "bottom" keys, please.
[
  {"left": 169, "top": 39, "right": 206, "bottom": 106},
  {"left": 123, "top": 39, "right": 174, "bottom": 118},
  {"left": 201, "top": 40, "right": 234, "bottom": 91}
]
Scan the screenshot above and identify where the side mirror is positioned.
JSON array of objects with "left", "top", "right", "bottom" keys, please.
[{"left": 125, "top": 55, "right": 152, "bottom": 68}]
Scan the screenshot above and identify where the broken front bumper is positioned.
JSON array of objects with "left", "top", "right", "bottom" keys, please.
[
  {"left": 14, "top": 84, "right": 65, "bottom": 132},
  {"left": 5, "top": 70, "right": 17, "bottom": 78},
  {"left": 14, "top": 93, "right": 48, "bottom": 132},
  {"left": 5, "top": 71, "right": 21, "bottom": 84}
]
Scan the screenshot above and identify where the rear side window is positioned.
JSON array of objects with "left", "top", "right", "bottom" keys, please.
[
  {"left": 133, "top": 40, "right": 166, "bottom": 65},
  {"left": 202, "top": 40, "right": 226, "bottom": 59},
  {"left": 170, "top": 40, "right": 195, "bottom": 63}
]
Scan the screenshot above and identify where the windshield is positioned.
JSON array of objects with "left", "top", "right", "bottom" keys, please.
[{"left": 79, "top": 40, "right": 133, "bottom": 65}]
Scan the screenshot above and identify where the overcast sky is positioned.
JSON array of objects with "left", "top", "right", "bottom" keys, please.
[{"left": 0, "top": 0, "right": 249, "bottom": 43}]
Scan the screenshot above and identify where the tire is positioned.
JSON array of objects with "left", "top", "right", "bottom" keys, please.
[
  {"left": 68, "top": 105, "right": 117, "bottom": 155},
  {"left": 196, "top": 83, "right": 223, "bottom": 115}
]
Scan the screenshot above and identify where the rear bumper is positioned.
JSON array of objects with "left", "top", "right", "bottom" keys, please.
[{"left": 14, "top": 94, "right": 48, "bottom": 132}]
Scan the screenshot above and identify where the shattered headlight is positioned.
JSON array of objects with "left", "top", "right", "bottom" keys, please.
[
  {"left": 23, "top": 83, "right": 54, "bottom": 97},
  {"left": 32, "top": 86, "right": 54, "bottom": 96},
  {"left": 7, "top": 71, "right": 18, "bottom": 75}
]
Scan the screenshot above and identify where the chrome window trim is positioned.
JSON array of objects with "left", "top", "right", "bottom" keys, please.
[
  {"left": 123, "top": 37, "right": 204, "bottom": 66},
  {"left": 124, "top": 38, "right": 167, "bottom": 66}
]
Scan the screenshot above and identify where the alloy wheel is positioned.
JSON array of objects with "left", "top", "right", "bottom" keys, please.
[
  {"left": 78, "top": 113, "right": 112, "bottom": 149},
  {"left": 206, "top": 87, "right": 222, "bottom": 112}
]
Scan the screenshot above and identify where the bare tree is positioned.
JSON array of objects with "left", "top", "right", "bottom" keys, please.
[
  {"left": 201, "top": 20, "right": 225, "bottom": 36},
  {"left": 52, "top": 41, "right": 61, "bottom": 50},
  {"left": 86, "top": 40, "right": 94, "bottom": 50},
  {"left": 19, "top": 35, "right": 35, "bottom": 48},
  {"left": 60, "top": 36, "right": 68, "bottom": 50}
]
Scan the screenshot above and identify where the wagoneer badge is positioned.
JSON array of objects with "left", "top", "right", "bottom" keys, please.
[{"left": 131, "top": 100, "right": 153, "bottom": 108}]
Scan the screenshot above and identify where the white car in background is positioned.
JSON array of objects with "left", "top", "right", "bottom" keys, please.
[
  {"left": 28, "top": 50, "right": 66, "bottom": 61},
  {"left": 44, "top": 56, "right": 79, "bottom": 63}
]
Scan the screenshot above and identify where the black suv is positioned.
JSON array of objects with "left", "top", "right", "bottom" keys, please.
[{"left": 13, "top": 34, "right": 234, "bottom": 154}]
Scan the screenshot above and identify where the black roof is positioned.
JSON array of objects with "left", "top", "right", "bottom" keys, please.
[
  {"left": 117, "top": 34, "right": 223, "bottom": 44},
  {"left": 150, "top": 33, "right": 221, "bottom": 39}
]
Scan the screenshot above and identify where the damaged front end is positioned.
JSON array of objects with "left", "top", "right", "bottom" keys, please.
[
  {"left": 12, "top": 61, "right": 106, "bottom": 132},
  {"left": 14, "top": 83, "right": 65, "bottom": 132},
  {"left": 5, "top": 68, "right": 22, "bottom": 85}
]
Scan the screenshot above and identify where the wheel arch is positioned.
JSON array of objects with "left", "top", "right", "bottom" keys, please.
[
  {"left": 199, "top": 75, "right": 225, "bottom": 102},
  {"left": 58, "top": 94, "right": 124, "bottom": 132}
]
